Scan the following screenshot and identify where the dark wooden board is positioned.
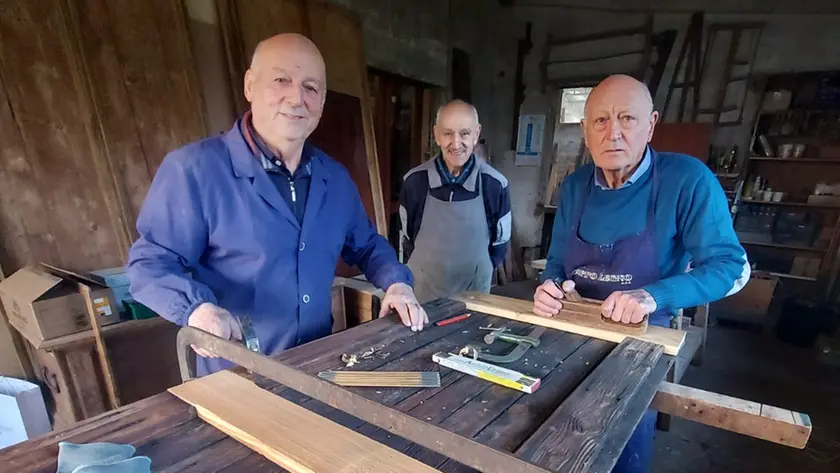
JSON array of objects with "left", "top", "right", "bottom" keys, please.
[
  {"left": 515, "top": 338, "right": 666, "bottom": 473},
  {"left": 1, "top": 295, "right": 673, "bottom": 473}
]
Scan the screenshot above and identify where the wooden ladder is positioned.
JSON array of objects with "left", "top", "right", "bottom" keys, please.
[
  {"left": 698, "top": 21, "right": 764, "bottom": 126},
  {"left": 662, "top": 12, "right": 705, "bottom": 123}
]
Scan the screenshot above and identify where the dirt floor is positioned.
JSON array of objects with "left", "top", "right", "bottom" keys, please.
[{"left": 652, "top": 322, "right": 840, "bottom": 473}]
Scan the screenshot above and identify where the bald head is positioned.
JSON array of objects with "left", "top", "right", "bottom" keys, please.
[
  {"left": 580, "top": 74, "right": 659, "bottom": 175},
  {"left": 585, "top": 74, "right": 653, "bottom": 117},
  {"left": 244, "top": 33, "right": 327, "bottom": 153},
  {"left": 435, "top": 100, "right": 479, "bottom": 125},
  {"left": 434, "top": 100, "right": 482, "bottom": 172},
  {"left": 249, "top": 33, "right": 326, "bottom": 79}
]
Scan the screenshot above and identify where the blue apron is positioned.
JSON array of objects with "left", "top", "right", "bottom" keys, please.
[{"left": 562, "top": 155, "right": 669, "bottom": 473}]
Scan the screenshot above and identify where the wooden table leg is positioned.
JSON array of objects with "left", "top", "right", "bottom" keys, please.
[{"left": 691, "top": 303, "right": 709, "bottom": 366}]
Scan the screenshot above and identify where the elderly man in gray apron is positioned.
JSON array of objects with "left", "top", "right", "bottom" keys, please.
[
  {"left": 399, "top": 100, "right": 512, "bottom": 303},
  {"left": 533, "top": 75, "right": 750, "bottom": 473}
]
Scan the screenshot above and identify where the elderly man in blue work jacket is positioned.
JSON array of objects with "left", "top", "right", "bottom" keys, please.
[
  {"left": 533, "top": 75, "right": 751, "bottom": 473},
  {"left": 127, "top": 33, "right": 428, "bottom": 376}
]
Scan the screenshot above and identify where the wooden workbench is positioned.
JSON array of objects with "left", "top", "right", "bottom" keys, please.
[{"left": 0, "top": 297, "right": 673, "bottom": 473}]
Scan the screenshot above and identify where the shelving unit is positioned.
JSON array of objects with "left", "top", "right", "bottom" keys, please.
[
  {"left": 739, "top": 198, "right": 840, "bottom": 210},
  {"left": 739, "top": 240, "right": 829, "bottom": 253},
  {"left": 736, "top": 70, "right": 840, "bottom": 297},
  {"left": 749, "top": 157, "right": 840, "bottom": 164}
]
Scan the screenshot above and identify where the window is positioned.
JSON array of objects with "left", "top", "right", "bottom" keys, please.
[{"left": 558, "top": 87, "right": 592, "bottom": 123}]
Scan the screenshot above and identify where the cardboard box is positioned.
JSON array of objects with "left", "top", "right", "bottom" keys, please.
[
  {"left": 89, "top": 266, "right": 132, "bottom": 313},
  {"left": 712, "top": 273, "right": 779, "bottom": 325},
  {"left": 0, "top": 264, "right": 119, "bottom": 346},
  {"left": 0, "top": 377, "right": 50, "bottom": 449}
]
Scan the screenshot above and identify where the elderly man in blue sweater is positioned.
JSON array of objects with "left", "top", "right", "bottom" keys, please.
[
  {"left": 128, "top": 34, "right": 428, "bottom": 377},
  {"left": 533, "top": 75, "right": 750, "bottom": 473}
]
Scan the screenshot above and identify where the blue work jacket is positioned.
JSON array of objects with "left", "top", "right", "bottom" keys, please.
[{"left": 127, "top": 119, "right": 412, "bottom": 375}]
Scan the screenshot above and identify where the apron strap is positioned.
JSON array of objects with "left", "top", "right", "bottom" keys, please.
[{"left": 571, "top": 146, "right": 659, "bottom": 235}]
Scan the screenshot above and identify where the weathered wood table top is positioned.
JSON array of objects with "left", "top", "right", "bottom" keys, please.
[{"left": 0, "top": 295, "right": 673, "bottom": 473}]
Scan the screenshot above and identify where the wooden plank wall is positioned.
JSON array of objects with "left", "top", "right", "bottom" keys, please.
[{"left": 0, "top": 0, "right": 205, "bottom": 273}]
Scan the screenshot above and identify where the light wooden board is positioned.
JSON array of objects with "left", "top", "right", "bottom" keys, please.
[
  {"left": 530, "top": 259, "right": 547, "bottom": 270},
  {"left": 79, "top": 284, "right": 120, "bottom": 409},
  {"left": 169, "top": 370, "right": 441, "bottom": 473},
  {"left": 451, "top": 292, "right": 685, "bottom": 356},
  {"left": 652, "top": 381, "right": 812, "bottom": 449}
]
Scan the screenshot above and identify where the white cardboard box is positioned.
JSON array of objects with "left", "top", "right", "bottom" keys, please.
[{"left": 0, "top": 377, "right": 51, "bottom": 449}]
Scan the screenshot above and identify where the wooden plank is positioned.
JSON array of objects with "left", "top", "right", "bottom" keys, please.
[
  {"left": 61, "top": 0, "right": 135, "bottom": 260},
  {"left": 79, "top": 283, "right": 120, "bottom": 409},
  {"left": 452, "top": 292, "right": 685, "bottom": 355},
  {"left": 169, "top": 370, "right": 442, "bottom": 473},
  {"left": 0, "top": 0, "right": 123, "bottom": 271},
  {"left": 0, "top": 56, "right": 60, "bottom": 272},
  {"left": 652, "top": 382, "right": 812, "bottom": 449},
  {"left": 515, "top": 338, "right": 665, "bottom": 473},
  {"left": 530, "top": 259, "right": 547, "bottom": 270},
  {"left": 99, "top": 0, "right": 206, "bottom": 175},
  {"left": 36, "top": 317, "right": 168, "bottom": 351},
  {"left": 68, "top": 0, "right": 206, "bottom": 235},
  {"left": 0, "top": 393, "right": 192, "bottom": 473}
]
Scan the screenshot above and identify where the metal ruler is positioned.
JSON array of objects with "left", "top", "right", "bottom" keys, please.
[{"left": 176, "top": 327, "right": 553, "bottom": 473}]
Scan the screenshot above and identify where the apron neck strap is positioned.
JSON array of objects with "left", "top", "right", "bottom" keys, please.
[{"left": 573, "top": 147, "right": 659, "bottom": 232}]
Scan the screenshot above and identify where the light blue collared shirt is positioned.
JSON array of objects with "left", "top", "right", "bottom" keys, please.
[{"left": 594, "top": 147, "right": 651, "bottom": 190}]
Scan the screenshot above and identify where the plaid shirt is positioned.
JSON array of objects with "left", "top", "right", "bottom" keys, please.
[{"left": 240, "top": 111, "right": 312, "bottom": 224}]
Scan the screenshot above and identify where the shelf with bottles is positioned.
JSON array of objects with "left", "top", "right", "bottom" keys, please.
[{"left": 738, "top": 198, "right": 839, "bottom": 210}]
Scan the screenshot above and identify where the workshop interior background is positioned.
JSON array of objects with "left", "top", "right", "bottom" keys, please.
[{"left": 0, "top": 0, "right": 840, "bottom": 472}]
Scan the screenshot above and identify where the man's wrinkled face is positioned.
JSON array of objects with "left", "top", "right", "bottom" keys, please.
[
  {"left": 581, "top": 86, "right": 658, "bottom": 171},
  {"left": 244, "top": 46, "right": 326, "bottom": 143},
  {"left": 434, "top": 106, "right": 482, "bottom": 169}
]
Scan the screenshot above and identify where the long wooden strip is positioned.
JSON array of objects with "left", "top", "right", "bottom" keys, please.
[
  {"left": 452, "top": 292, "right": 685, "bottom": 355},
  {"left": 651, "top": 382, "right": 812, "bottom": 449},
  {"left": 515, "top": 338, "right": 665, "bottom": 473},
  {"left": 169, "top": 370, "right": 441, "bottom": 473},
  {"left": 79, "top": 283, "right": 120, "bottom": 409}
]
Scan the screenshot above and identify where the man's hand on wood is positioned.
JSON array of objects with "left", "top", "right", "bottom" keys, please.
[
  {"left": 532, "top": 279, "right": 576, "bottom": 317},
  {"left": 380, "top": 282, "right": 429, "bottom": 332},
  {"left": 601, "top": 289, "right": 657, "bottom": 324}
]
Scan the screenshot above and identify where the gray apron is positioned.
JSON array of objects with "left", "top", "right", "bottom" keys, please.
[{"left": 407, "top": 173, "right": 493, "bottom": 304}]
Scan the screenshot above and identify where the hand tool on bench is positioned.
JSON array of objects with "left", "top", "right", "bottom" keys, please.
[
  {"left": 551, "top": 279, "right": 648, "bottom": 334},
  {"left": 176, "top": 326, "right": 553, "bottom": 473},
  {"left": 433, "top": 351, "right": 541, "bottom": 394},
  {"left": 435, "top": 312, "right": 472, "bottom": 326},
  {"left": 317, "top": 370, "right": 441, "bottom": 388},
  {"left": 460, "top": 326, "right": 545, "bottom": 364}
]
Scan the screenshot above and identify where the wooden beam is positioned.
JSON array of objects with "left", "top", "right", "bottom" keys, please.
[
  {"left": 169, "top": 370, "right": 441, "bottom": 473},
  {"left": 451, "top": 292, "right": 685, "bottom": 356},
  {"left": 651, "top": 382, "right": 812, "bottom": 449},
  {"left": 79, "top": 283, "right": 120, "bottom": 409}
]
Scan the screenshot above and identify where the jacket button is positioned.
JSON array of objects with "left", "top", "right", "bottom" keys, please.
[
  {"left": 302, "top": 294, "right": 310, "bottom": 304},
  {"left": 299, "top": 241, "right": 305, "bottom": 251}
]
